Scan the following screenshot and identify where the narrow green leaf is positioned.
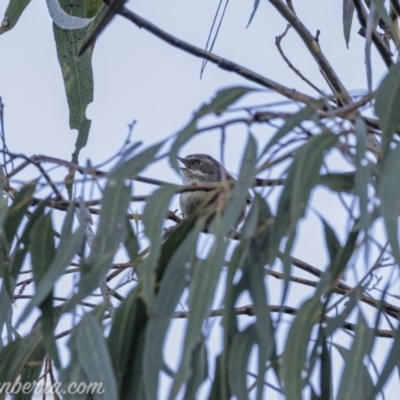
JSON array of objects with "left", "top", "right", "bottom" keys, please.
[
  {"left": 124, "top": 219, "right": 139, "bottom": 261},
  {"left": 196, "top": 86, "right": 256, "bottom": 117},
  {"left": 84, "top": 0, "right": 103, "bottom": 18},
  {"left": 272, "top": 133, "right": 338, "bottom": 307},
  {"left": 140, "top": 185, "right": 180, "bottom": 309},
  {"left": 209, "top": 354, "right": 225, "bottom": 400},
  {"left": 53, "top": 0, "right": 94, "bottom": 163},
  {"left": 343, "top": 0, "right": 355, "bottom": 48},
  {"left": 222, "top": 240, "right": 252, "bottom": 400},
  {"left": 0, "top": 196, "right": 9, "bottom": 279},
  {"left": 60, "top": 200, "right": 77, "bottom": 242},
  {"left": 371, "top": 322, "right": 400, "bottom": 398},
  {"left": 336, "top": 312, "right": 375, "bottom": 400},
  {"left": 18, "top": 224, "right": 85, "bottom": 324},
  {"left": 60, "top": 305, "right": 108, "bottom": 399},
  {"left": 171, "top": 87, "right": 255, "bottom": 171},
  {"left": 222, "top": 134, "right": 257, "bottom": 233},
  {"left": 29, "top": 212, "right": 59, "bottom": 366},
  {"left": 143, "top": 221, "right": 202, "bottom": 400},
  {"left": 76, "top": 315, "right": 119, "bottom": 400},
  {"left": 228, "top": 324, "right": 256, "bottom": 399},
  {"left": 107, "top": 287, "right": 148, "bottom": 397},
  {"left": 289, "top": 133, "right": 338, "bottom": 222},
  {"left": 223, "top": 196, "right": 277, "bottom": 399},
  {"left": 320, "top": 330, "right": 331, "bottom": 399},
  {"left": 261, "top": 106, "right": 317, "bottom": 156},
  {"left": 4, "top": 199, "right": 48, "bottom": 297},
  {"left": 0, "top": 281, "right": 12, "bottom": 337},
  {"left": 334, "top": 344, "right": 375, "bottom": 396},
  {"left": 169, "top": 218, "right": 228, "bottom": 399},
  {"left": 321, "top": 218, "right": 341, "bottom": 263},
  {"left": 247, "top": 242, "right": 275, "bottom": 400},
  {"left": 0, "top": 0, "right": 31, "bottom": 35},
  {"left": 246, "top": 0, "right": 260, "bottom": 28},
  {"left": 75, "top": 143, "right": 161, "bottom": 307},
  {"left": 380, "top": 143, "right": 400, "bottom": 266},
  {"left": 0, "top": 330, "right": 43, "bottom": 383},
  {"left": 110, "top": 141, "right": 162, "bottom": 181},
  {"left": 355, "top": 117, "right": 370, "bottom": 234},
  {"left": 322, "top": 221, "right": 359, "bottom": 289},
  {"left": 13, "top": 342, "right": 46, "bottom": 400},
  {"left": 183, "top": 337, "right": 208, "bottom": 400},
  {"left": 274, "top": 132, "right": 338, "bottom": 243},
  {"left": 0, "top": 197, "right": 9, "bottom": 235},
  {"left": 59, "top": 360, "right": 88, "bottom": 400},
  {"left": 30, "top": 213, "right": 55, "bottom": 283},
  {"left": 371, "top": 0, "right": 399, "bottom": 47},
  {"left": 283, "top": 294, "right": 322, "bottom": 400},
  {"left": 324, "top": 289, "right": 359, "bottom": 338},
  {"left": 375, "top": 62, "right": 400, "bottom": 155},
  {"left": 4, "top": 181, "right": 36, "bottom": 245},
  {"left": 76, "top": 182, "right": 131, "bottom": 306},
  {"left": 320, "top": 172, "right": 355, "bottom": 193}
]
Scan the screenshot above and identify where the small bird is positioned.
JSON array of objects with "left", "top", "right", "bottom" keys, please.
[{"left": 178, "top": 154, "right": 252, "bottom": 227}]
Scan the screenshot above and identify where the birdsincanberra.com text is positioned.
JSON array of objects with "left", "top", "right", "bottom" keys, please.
[{"left": 0, "top": 376, "right": 105, "bottom": 396}]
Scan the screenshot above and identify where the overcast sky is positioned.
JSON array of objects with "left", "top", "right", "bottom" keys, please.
[{"left": 0, "top": 0, "right": 397, "bottom": 398}]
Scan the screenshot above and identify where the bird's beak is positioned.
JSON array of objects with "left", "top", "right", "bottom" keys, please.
[{"left": 177, "top": 156, "right": 189, "bottom": 170}]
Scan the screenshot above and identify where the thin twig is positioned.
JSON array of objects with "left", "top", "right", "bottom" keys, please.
[
  {"left": 172, "top": 304, "right": 394, "bottom": 337},
  {"left": 275, "top": 24, "right": 325, "bottom": 96},
  {"left": 118, "top": 7, "right": 317, "bottom": 105}
]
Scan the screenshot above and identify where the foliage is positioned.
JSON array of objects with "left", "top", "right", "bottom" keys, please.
[{"left": 1, "top": 0, "right": 400, "bottom": 399}]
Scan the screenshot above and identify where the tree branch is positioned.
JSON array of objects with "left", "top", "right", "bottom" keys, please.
[
  {"left": 117, "top": 7, "right": 317, "bottom": 105},
  {"left": 173, "top": 304, "right": 394, "bottom": 337}
]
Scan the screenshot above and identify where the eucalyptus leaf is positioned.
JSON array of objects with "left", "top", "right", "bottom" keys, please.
[
  {"left": 228, "top": 324, "right": 256, "bottom": 399},
  {"left": 336, "top": 312, "right": 375, "bottom": 400},
  {"left": 370, "top": 0, "right": 399, "bottom": 47},
  {"left": 140, "top": 184, "right": 180, "bottom": 310},
  {"left": 0, "top": 0, "right": 31, "bottom": 35},
  {"left": 46, "top": 0, "right": 94, "bottom": 29},
  {"left": 247, "top": 0, "right": 260, "bottom": 28},
  {"left": 143, "top": 220, "right": 202, "bottom": 400},
  {"left": 76, "top": 315, "right": 119, "bottom": 400},
  {"left": 4, "top": 182, "right": 37, "bottom": 245},
  {"left": 375, "top": 62, "right": 400, "bottom": 155},
  {"left": 18, "top": 223, "right": 85, "bottom": 324},
  {"left": 107, "top": 286, "right": 148, "bottom": 398},
  {"left": 283, "top": 294, "right": 322, "bottom": 400},
  {"left": 343, "top": 0, "right": 355, "bottom": 48},
  {"left": 169, "top": 218, "right": 228, "bottom": 399},
  {"left": 196, "top": 86, "right": 256, "bottom": 117},
  {"left": 0, "top": 330, "right": 43, "bottom": 383},
  {"left": 261, "top": 105, "right": 317, "bottom": 156},
  {"left": 320, "top": 172, "right": 355, "bottom": 193},
  {"left": 29, "top": 212, "right": 60, "bottom": 366},
  {"left": 184, "top": 337, "right": 208, "bottom": 400},
  {"left": 355, "top": 117, "right": 370, "bottom": 234},
  {"left": 321, "top": 218, "right": 341, "bottom": 263},
  {"left": 53, "top": 0, "right": 94, "bottom": 163},
  {"left": 370, "top": 322, "right": 400, "bottom": 398},
  {"left": 380, "top": 143, "right": 400, "bottom": 266}
]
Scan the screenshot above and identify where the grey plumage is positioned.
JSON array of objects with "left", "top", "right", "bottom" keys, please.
[{"left": 178, "top": 154, "right": 252, "bottom": 225}]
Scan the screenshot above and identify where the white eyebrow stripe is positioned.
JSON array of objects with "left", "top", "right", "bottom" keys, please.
[{"left": 190, "top": 170, "right": 206, "bottom": 176}]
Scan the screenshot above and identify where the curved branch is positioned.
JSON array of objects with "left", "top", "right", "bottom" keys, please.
[
  {"left": 269, "top": 0, "right": 353, "bottom": 105},
  {"left": 117, "top": 7, "right": 317, "bottom": 105}
]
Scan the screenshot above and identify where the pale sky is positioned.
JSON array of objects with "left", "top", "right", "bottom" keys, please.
[{"left": 0, "top": 0, "right": 397, "bottom": 399}]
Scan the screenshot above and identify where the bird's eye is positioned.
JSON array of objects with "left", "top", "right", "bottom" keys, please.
[{"left": 196, "top": 161, "right": 202, "bottom": 166}]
